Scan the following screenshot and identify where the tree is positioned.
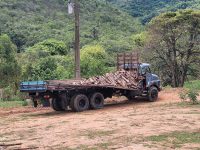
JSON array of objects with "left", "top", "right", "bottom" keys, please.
[
  {"left": 131, "top": 32, "right": 148, "bottom": 47},
  {"left": 21, "top": 39, "right": 73, "bottom": 81},
  {"left": 145, "top": 10, "right": 200, "bottom": 87},
  {"left": 27, "top": 39, "right": 69, "bottom": 56},
  {"left": 80, "top": 45, "right": 110, "bottom": 77},
  {"left": 0, "top": 34, "right": 21, "bottom": 92}
]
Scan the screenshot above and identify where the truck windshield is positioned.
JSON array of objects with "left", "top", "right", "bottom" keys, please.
[{"left": 141, "top": 66, "right": 151, "bottom": 75}]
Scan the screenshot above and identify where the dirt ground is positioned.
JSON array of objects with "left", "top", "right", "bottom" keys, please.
[{"left": 0, "top": 88, "right": 200, "bottom": 150}]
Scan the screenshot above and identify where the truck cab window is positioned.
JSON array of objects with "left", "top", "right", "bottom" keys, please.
[
  {"left": 146, "top": 67, "right": 151, "bottom": 73},
  {"left": 141, "top": 66, "right": 151, "bottom": 75}
]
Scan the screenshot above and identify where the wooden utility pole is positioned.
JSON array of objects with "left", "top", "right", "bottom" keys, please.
[{"left": 74, "top": 0, "right": 81, "bottom": 79}]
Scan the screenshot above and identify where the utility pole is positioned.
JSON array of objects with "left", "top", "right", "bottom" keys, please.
[{"left": 74, "top": 0, "right": 81, "bottom": 79}]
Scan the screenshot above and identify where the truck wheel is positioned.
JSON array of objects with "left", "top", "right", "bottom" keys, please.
[
  {"left": 127, "top": 93, "right": 136, "bottom": 101},
  {"left": 52, "top": 98, "right": 64, "bottom": 111},
  {"left": 59, "top": 94, "right": 69, "bottom": 110},
  {"left": 127, "top": 95, "right": 136, "bottom": 101},
  {"left": 148, "top": 86, "right": 158, "bottom": 102},
  {"left": 70, "top": 94, "right": 89, "bottom": 112},
  {"left": 90, "top": 92, "right": 104, "bottom": 109}
]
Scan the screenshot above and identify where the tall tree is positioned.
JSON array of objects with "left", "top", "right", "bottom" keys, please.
[
  {"left": 0, "top": 34, "right": 21, "bottom": 91},
  {"left": 145, "top": 10, "right": 200, "bottom": 87},
  {"left": 80, "top": 45, "right": 110, "bottom": 77}
]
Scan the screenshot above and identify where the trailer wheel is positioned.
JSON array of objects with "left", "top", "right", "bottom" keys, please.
[
  {"left": 90, "top": 92, "right": 104, "bottom": 109},
  {"left": 52, "top": 98, "right": 64, "bottom": 111},
  {"left": 70, "top": 94, "right": 89, "bottom": 112},
  {"left": 148, "top": 86, "right": 158, "bottom": 102}
]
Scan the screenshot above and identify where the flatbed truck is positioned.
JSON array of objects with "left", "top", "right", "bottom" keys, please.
[{"left": 20, "top": 52, "right": 161, "bottom": 112}]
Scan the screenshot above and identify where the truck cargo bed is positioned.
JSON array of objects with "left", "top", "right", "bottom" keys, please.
[{"left": 20, "top": 79, "right": 140, "bottom": 93}]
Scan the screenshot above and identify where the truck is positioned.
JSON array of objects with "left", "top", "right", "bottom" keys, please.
[{"left": 20, "top": 52, "right": 161, "bottom": 112}]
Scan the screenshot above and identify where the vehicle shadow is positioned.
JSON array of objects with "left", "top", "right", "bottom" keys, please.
[{"left": 29, "top": 97, "right": 151, "bottom": 117}]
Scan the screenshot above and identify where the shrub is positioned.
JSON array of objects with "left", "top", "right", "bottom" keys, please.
[
  {"left": 22, "top": 100, "right": 28, "bottom": 106},
  {"left": 187, "top": 90, "right": 199, "bottom": 104},
  {"left": 179, "top": 88, "right": 199, "bottom": 104},
  {"left": 1, "top": 86, "right": 26, "bottom": 101},
  {"left": 179, "top": 89, "right": 188, "bottom": 101}
]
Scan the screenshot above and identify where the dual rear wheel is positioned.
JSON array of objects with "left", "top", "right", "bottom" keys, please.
[
  {"left": 52, "top": 92, "right": 104, "bottom": 112},
  {"left": 70, "top": 92, "right": 104, "bottom": 112}
]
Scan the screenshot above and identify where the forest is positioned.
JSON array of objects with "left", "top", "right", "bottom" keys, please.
[
  {"left": 108, "top": 0, "right": 200, "bottom": 24},
  {"left": 0, "top": 0, "right": 199, "bottom": 100}
]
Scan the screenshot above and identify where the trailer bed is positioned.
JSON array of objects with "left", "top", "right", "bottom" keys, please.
[{"left": 20, "top": 79, "right": 140, "bottom": 93}]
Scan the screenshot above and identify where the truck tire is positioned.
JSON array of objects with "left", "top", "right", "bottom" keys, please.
[
  {"left": 127, "top": 95, "right": 136, "bottom": 101},
  {"left": 70, "top": 94, "right": 89, "bottom": 112},
  {"left": 90, "top": 92, "right": 104, "bottom": 109},
  {"left": 59, "top": 94, "right": 69, "bottom": 110},
  {"left": 126, "top": 91, "right": 136, "bottom": 101},
  {"left": 52, "top": 98, "right": 64, "bottom": 111},
  {"left": 148, "top": 86, "right": 158, "bottom": 102}
]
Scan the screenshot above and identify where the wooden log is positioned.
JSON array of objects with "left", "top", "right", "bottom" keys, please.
[{"left": 48, "top": 70, "right": 141, "bottom": 89}]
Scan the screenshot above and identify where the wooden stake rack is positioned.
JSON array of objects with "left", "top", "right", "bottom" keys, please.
[{"left": 117, "top": 52, "right": 139, "bottom": 75}]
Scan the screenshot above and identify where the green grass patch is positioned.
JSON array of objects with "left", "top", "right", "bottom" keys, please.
[
  {"left": 0, "top": 101, "right": 26, "bottom": 108},
  {"left": 147, "top": 131, "right": 200, "bottom": 148},
  {"left": 177, "top": 102, "right": 200, "bottom": 108},
  {"left": 184, "top": 80, "right": 200, "bottom": 90}
]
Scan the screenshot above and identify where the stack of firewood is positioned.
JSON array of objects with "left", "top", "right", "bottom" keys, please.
[{"left": 73, "top": 70, "right": 141, "bottom": 89}]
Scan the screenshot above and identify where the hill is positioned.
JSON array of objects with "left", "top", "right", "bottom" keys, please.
[
  {"left": 107, "top": 0, "right": 200, "bottom": 24},
  {"left": 0, "top": 0, "right": 142, "bottom": 52}
]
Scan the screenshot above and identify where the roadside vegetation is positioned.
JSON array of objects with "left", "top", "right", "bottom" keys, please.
[
  {"left": 178, "top": 80, "right": 200, "bottom": 105},
  {"left": 0, "top": 100, "right": 27, "bottom": 108},
  {"left": 184, "top": 80, "right": 200, "bottom": 91}
]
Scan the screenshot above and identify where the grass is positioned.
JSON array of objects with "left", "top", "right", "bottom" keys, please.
[
  {"left": 58, "top": 142, "right": 112, "bottom": 150},
  {"left": 82, "top": 130, "right": 115, "bottom": 139},
  {"left": 177, "top": 101, "right": 200, "bottom": 108},
  {"left": 147, "top": 131, "right": 200, "bottom": 148},
  {"left": 0, "top": 100, "right": 26, "bottom": 108},
  {"left": 184, "top": 80, "right": 200, "bottom": 90}
]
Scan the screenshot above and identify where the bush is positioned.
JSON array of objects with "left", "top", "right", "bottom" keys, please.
[
  {"left": 179, "top": 89, "right": 199, "bottom": 104},
  {"left": 179, "top": 90, "right": 188, "bottom": 101},
  {"left": 1, "top": 86, "right": 25, "bottom": 101},
  {"left": 187, "top": 90, "right": 199, "bottom": 104},
  {"left": 22, "top": 100, "right": 28, "bottom": 106},
  {"left": 3, "top": 86, "right": 14, "bottom": 100}
]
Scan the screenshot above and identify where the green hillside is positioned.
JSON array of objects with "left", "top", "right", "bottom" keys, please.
[
  {"left": 108, "top": 0, "right": 200, "bottom": 24},
  {"left": 0, "top": 0, "right": 142, "bottom": 52}
]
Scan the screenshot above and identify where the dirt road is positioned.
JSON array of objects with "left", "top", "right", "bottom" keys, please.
[{"left": 0, "top": 89, "right": 200, "bottom": 150}]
